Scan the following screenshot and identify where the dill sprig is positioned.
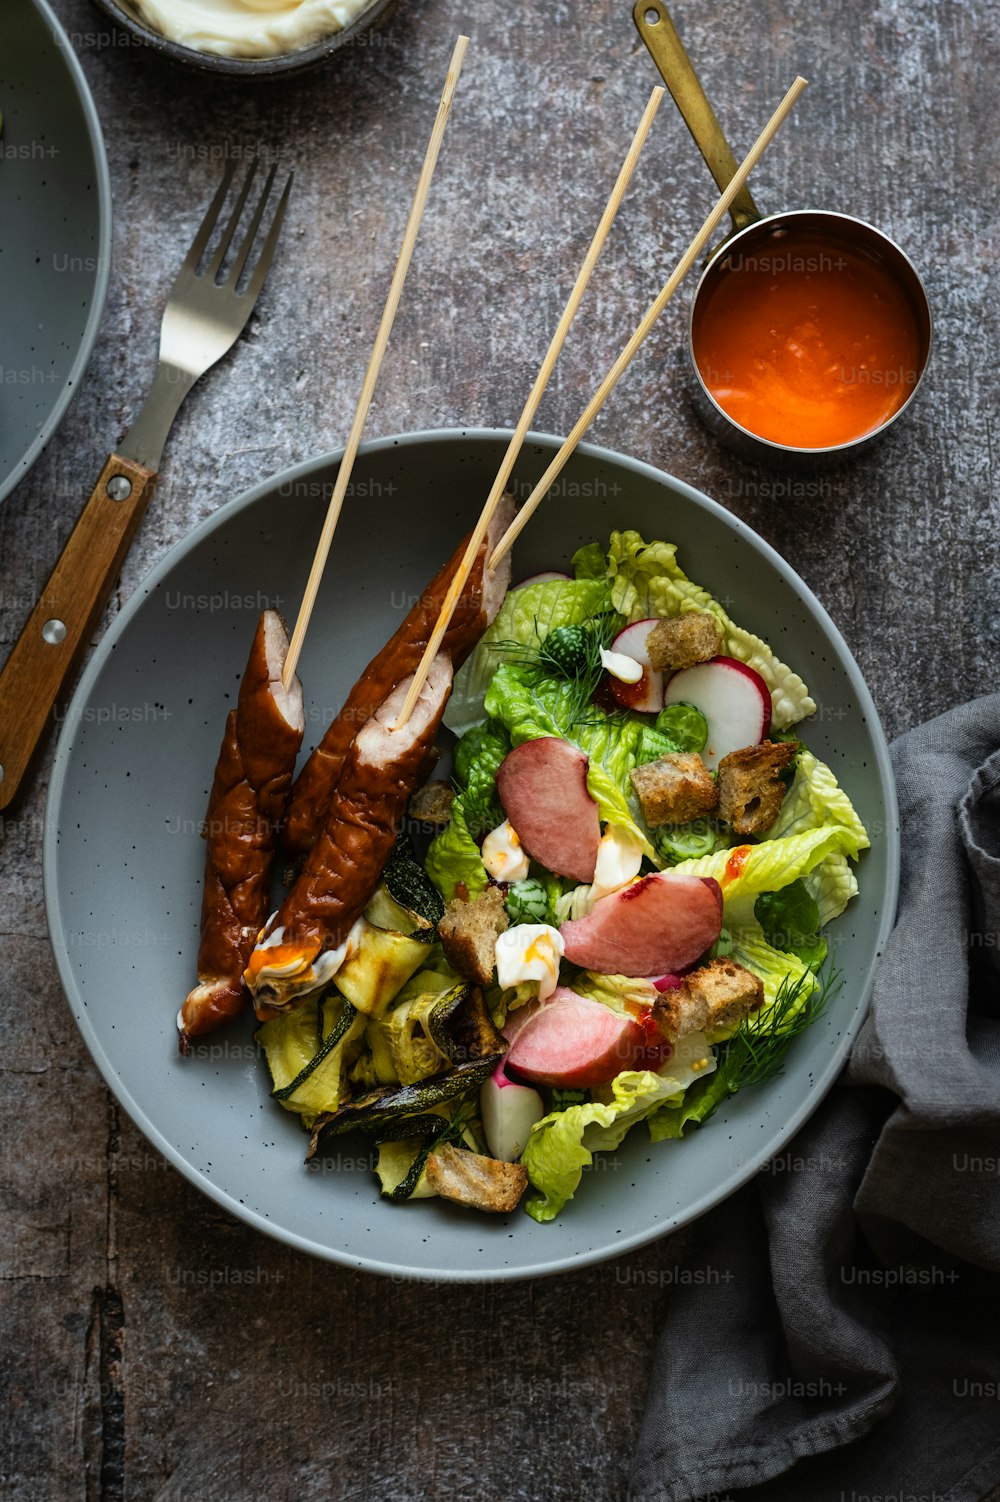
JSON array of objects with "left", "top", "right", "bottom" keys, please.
[
  {"left": 491, "top": 609, "right": 624, "bottom": 729},
  {"left": 712, "top": 966, "right": 843, "bottom": 1102}
]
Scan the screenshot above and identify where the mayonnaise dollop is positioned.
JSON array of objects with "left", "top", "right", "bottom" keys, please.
[{"left": 132, "top": 0, "right": 377, "bottom": 59}]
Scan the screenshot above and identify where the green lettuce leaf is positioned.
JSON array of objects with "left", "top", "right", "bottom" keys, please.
[
  {"left": 771, "top": 749, "right": 869, "bottom": 849},
  {"left": 673, "top": 824, "right": 867, "bottom": 928},
  {"left": 521, "top": 1032, "right": 715, "bottom": 1222},
  {"left": 425, "top": 802, "right": 488, "bottom": 902},
  {"left": 572, "top": 541, "right": 607, "bottom": 580},
  {"left": 647, "top": 1067, "right": 731, "bottom": 1141},
  {"left": 754, "top": 878, "right": 827, "bottom": 971},
  {"left": 445, "top": 577, "right": 609, "bottom": 734},
  {"left": 807, "top": 852, "right": 860, "bottom": 926}
]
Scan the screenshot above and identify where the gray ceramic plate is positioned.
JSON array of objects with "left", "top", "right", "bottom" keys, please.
[
  {"left": 44, "top": 430, "right": 899, "bottom": 1282},
  {"left": 0, "top": 0, "right": 112, "bottom": 506}
]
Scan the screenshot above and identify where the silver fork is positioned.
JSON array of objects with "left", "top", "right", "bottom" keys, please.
[{"left": 0, "top": 159, "right": 292, "bottom": 810}]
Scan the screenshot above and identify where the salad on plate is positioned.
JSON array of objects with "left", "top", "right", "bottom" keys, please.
[{"left": 257, "top": 530, "right": 869, "bottom": 1221}]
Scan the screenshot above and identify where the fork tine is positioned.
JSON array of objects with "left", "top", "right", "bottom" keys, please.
[
  {"left": 228, "top": 162, "right": 278, "bottom": 288},
  {"left": 179, "top": 157, "right": 239, "bottom": 275},
  {"left": 240, "top": 172, "right": 294, "bottom": 302},
  {"left": 205, "top": 159, "right": 259, "bottom": 281}
]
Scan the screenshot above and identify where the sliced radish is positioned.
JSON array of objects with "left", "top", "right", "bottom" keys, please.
[
  {"left": 511, "top": 570, "right": 573, "bottom": 589},
  {"left": 496, "top": 738, "right": 601, "bottom": 882},
  {"left": 664, "top": 656, "right": 771, "bottom": 770},
  {"left": 480, "top": 1059, "right": 546, "bottom": 1162},
  {"left": 652, "top": 973, "right": 684, "bottom": 993},
  {"left": 603, "top": 619, "right": 665, "bottom": 714},
  {"left": 560, "top": 872, "right": 723, "bottom": 977},
  {"left": 504, "top": 986, "right": 647, "bottom": 1088}
]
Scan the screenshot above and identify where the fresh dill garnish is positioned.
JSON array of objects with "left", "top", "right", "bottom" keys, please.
[
  {"left": 490, "top": 604, "right": 625, "bottom": 728},
  {"left": 708, "top": 966, "right": 843, "bottom": 1108}
]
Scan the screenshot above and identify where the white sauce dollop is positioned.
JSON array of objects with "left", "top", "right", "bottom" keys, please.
[
  {"left": 132, "top": 0, "right": 377, "bottom": 59},
  {"left": 495, "top": 923, "right": 565, "bottom": 1003},
  {"left": 481, "top": 819, "right": 531, "bottom": 884},
  {"left": 599, "top": 646, "right": 643, "bottom": 684}
]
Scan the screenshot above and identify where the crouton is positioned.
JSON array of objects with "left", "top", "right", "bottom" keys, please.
[
  {"left": 630, "top": 752, "right": 718, "bottom": 828},
  {"left": 408, "top": 779, "right": 455, "bottom": 828},
  {"left": 716, "top": 740, "right": 796, "bottom": 836},
  {"left": 653, "top": 958, "right": 764, "bottom": 1041},
  {"left": 646, "top": 612, "right": 723, "bottom": 673},
  {"left": 438, "top": 885, "right": 508, "bottom": 987},
  {"left": 424, "top": 1142, "right": 528, "bottom": 1214}
]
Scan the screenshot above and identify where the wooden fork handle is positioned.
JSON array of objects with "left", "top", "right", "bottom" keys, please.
[{"left": 0, "top": 454, "right": 157, "bottom": 811}]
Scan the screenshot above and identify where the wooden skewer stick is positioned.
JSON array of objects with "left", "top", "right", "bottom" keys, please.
[
  {"left": 488, "top": 75, "right": 808, "bottom": 568},
  {"left": 282, "top": 34, "right": 470, "bottom": 690},
  {"left": 392, "top": 84, "right": 666, "bottom": 727}
]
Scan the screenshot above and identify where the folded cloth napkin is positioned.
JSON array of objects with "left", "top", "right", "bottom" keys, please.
[{"left": 629, "top": 695, "right": 1000, "bottom": 1502}]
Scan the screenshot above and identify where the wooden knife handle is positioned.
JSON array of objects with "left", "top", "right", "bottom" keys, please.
[{"left": 0, "top": 454, "right": 157, "bottom": 811}]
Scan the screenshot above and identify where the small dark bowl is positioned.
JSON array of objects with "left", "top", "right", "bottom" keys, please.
[{"left": 89, "top": 0, "right": 399, "bottom": 78}]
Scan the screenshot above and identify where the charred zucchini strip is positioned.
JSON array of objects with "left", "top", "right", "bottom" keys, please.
[
  {"left": 266, "top": 994, "right": 358, "bottom": 1102},
  {"left": 384, "top": 835, "right": 445, "bottom": 928},
  {"left": 305, "top": 1053, "right": 502, "bottom": 1160}
]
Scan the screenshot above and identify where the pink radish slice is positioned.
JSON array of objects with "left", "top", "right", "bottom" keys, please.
[
  {"left": 511, "top": 571, "right": 573, "bottom": 589},
  {"left": 501, "top": 1002, "right": 541, "bottom": 1046},
  {"left": 496, "top": 738, "right": 601, "bottom": 882},
  {"left": 608, "top": 619, "right": 665, "bottom": 714},
  {"left": 504, "top": 986, "right": 647, "bottom": 1088},
  {"left": 560, "top": 873, "right": 723, "bottom": 977},
  {"left": 664, "top": 656, "right": 771, "bottom": 770},
  {"left": 652, "top": 973, "right": 684, "bottom": 993}
]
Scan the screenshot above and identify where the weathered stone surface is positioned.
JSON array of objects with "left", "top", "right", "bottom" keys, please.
[{"left": 1, "top": 0, "right": 998, "bottom": 1496}]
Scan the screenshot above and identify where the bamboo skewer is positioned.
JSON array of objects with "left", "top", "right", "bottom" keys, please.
[
  {"left": 282, "top": 34, "right": 470, "bottom": 691},
  {"left": 392, "top": 84, "right": 667, "bottom": 728},
  {"left": 488, "top": 75, "right": 808, "bottom": 568}
]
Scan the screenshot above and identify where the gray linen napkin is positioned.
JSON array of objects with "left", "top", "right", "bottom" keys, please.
[{"left": 629, "top": 695, "right": 1000, "bottom": 1502}]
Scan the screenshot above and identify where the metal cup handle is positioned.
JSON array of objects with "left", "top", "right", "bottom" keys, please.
[{"left": 633, "top": 0, "right": 760, "bottom": 235}]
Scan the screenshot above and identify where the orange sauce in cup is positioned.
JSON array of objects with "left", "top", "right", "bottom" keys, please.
[{"left": 692, "top": 228, "right": 923, "bottom": 448}]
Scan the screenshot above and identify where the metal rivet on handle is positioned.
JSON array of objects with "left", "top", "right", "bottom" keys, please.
[
  {"left": 107, "top": 475, "right": 132, "bottom": 502},
  {"left": 42, "top": 619, "right": 67, "bottom": 645}
]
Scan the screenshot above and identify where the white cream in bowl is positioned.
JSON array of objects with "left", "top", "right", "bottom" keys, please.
[{"left": 131, "top": 0, "right": 377, "bottom": 58}]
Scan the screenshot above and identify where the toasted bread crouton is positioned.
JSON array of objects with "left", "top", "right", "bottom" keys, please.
[
  {"left": 439, "top": 885, "right": 508, "bottom": 987},
  {"left": 424, "top": 1142, "right": 528, "bottom": 1214},
  {"left": 646, "top": 612, "right": 723, "bottom": 673},
  {"left": 408, "top": 779, "right": 455, "bottom": 828},
  {"left": 653, "top": 958, "right": 764, "bottom": 1041},
  {"left": 716, "top": 740, "right": 796, "bottom": 836},
  {"left": 630, "top": 752, "right": 718, "bottom": 828}
]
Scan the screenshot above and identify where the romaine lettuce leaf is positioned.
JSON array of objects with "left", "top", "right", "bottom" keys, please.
[
  {"left": 754, "top": 878, "right": 827, "bottom": 971},
  {"left": 807, "top": 852, "right": 860, "bottom": 926},
  {"left": 647, "top": 1067, "right": 731, "bottom": 1141},
  {"left": 572, "top": 541, "right": 607, "bottom": 580},
  {"left": 445, "top": 577, "right": 608, "bottom": 734},
  {"left": 520, "top": 1032, "right": 715, "bottom": 1221},
  {"left": 673, "top": 824, "right": 867, "bottom": 928},
  {"left": 771, "top": 748, "right": 869, "bottom": 849},
  {"left": 425, "top": 801, "right": 488, "bottom": 902}
]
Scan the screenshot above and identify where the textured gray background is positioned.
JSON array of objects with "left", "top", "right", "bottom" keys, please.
[{"left": 1, "top": 0, "right": 998, "bottom": 1497}]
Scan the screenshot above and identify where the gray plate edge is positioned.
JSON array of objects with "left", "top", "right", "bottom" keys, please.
[{"left": 1, "top": 0, "right": 114, "bottom": 505}]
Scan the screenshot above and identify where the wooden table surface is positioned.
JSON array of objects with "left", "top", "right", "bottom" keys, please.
[{"left": 2, "top": 0, "right": 997, "bottom": 1497}]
